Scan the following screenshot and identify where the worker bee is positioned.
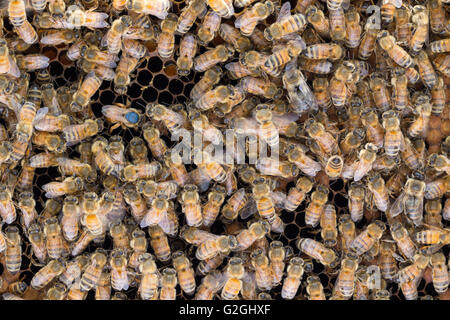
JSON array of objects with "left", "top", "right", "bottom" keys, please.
[
  {"left": 70, "top": 73, "right": 102, "bottom": 112},
  {"left": 408, "top": 102, "right": 431, "bottom": 138},
  {"left": 203, "top": 185, "right": 226, "bottom": 227},
  {"left": 345, "top": 6, "right": 362, "bottom": 48},
  {"left": 176, "top": 33, "right": 197, "bottom": 76},
  {"left": 286, "top": 145, "right": 322, "bottom": 177},
  {"left": 321, "top": 203, "right": 338, "bottom": 247},
  {"left": 409, "top": 10, "right": 428, "bottom": 53},
  {"left": 329, "top": 6, "right": 346, "bottom": 41},
  {"left": 197, "top": 10, "right": 221, "bottom": 45},
  {"left": 14, "top": 21, "right": 38, "bottom": 45},
  {"left": 8, "top": 0, "right": 26, "bottom": 27},
  {"left": 430, "top": 252, "right": 449, "bottom": 294},
  {"left": 31, "top": 259, "right": 66, "bottom": 290},
  {"left": 5, "top": 226, "right": 21, "bottom": 274},
  {"left": 285, "top": 177, "right": 313, "bottom": 212},
  {"left": 378, "top": 31, "right": 413, "bottom": 68},
  {"left": 358, "top": 19, "right": 379, "bottom": 60},
  {"left": 80, "top": 250, "right": 108, "bottom": 292},
  {"left": 425, "top": 176, "right": 449, "bottom": 200},
  {"left": 430, "top": 77, "right": 446, "bottom": 115},
  {"left": 391, "top": 175, "right": 426, "bottom": 226},
  {"left": 42, "top": 176, "right": 84, "bottom": 198},
  {"left": 281, "top": 257, "right": 304, "bottom": 300},
  {"left": 235, "top": 1, "right": 274, "bottom": 36},
  {"left": 0, "top": 39, "right": 20, "bottom": 78},
  {"left": 416, "top": 51, "right": 437, "bottom": 89},
  {"left": 196, "top": 235, "right": 237, "bottom": 261},
  {"left": 221, "top": 187, "right": 247, "bottom": 223},
  {"left": 172, "top": 251, "right": 196, "bottom": 295},
  {"left": 348, "top": 182, "right": 365, "bottom": 222},
  {"left": 350, "top": 220, "right": 385, "bottom": 256},
  {"left": 180, "top": 184, "right": 202, "bottom": 227},
  {"left": 264, "top": 2, "right": 307, "bottom": 41},
  {"left": 305, "top": 185, "right": 329, "bottom": 228},
  {"left": 305, "top": 6, "right": 330, "bottom": 39},
  {"left": 109, "top": 249, "right": 129, "bottom": 291},
  {"left": 206, "top": 0, "right": 233, "bottom": 18},
  {"left": 0, "top": 185, "right": 16, "bottom": 224},
  {"left": 17, "top": 191, "right": 37, "bottom": 229},
  {"left": 194, "top": 44, "right": 234, "bottom": 72},
  {"left": 297, "top": 238, "right": 337, "bottom": 267},
  {"left": 43, "top": 217, "right": 66, "bottom": 259},
  {"left": 221, "top": 257, "right": 245, "bottom": 300},
  {"left": 334, "top": 254, "right": 359, "bottom": 299},
  {"left": 101, "top": 15, "right": 131, "bottom": 55},
  {"left": 397, "top": 254, "right": 429, "bottom": 284}
]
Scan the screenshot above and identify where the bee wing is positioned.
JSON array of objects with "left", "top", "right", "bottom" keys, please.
[
  {"left": 272, "top": 113, "right": 299, "bottom": 128},
  {"left": 34, "top": 107, "right": 49, "bottom": 123},
  {"left": 276, "top": 2, "right": 291, "bottom": 22},
  {"left": 389, "top": 192, "right": 405, "bottom": 217},
  {"left": 7, "top": 56, "right": 20, "bottom": 78},
  {"left": 239, "top": 197, "right": 257, "bottom": 220},
  {"left": 271, "top": 191, "right": 287, "bottom": 209}
]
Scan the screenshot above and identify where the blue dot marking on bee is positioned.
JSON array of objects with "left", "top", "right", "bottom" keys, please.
[{"left": 125, "top": 111, "right": 139, "bottom": 124}]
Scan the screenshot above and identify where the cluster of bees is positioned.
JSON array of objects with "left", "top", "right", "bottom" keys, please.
[{"left": 0, "top": 0, "right": 447, "bottom": 301}]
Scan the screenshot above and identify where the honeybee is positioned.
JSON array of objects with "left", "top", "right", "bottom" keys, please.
[
  {"left": 264, "top": 2, "right": 307, "bottom": 41},
  {"left": 382, "top": 111, "right": 404, "bottom": 158},
  {"left": 409, "top": 10, "right": 428, "bottom": 53},
  {"left": 194, "top": 44, "right": 234, "bottom": 72},
  {"left": 432, "top": 54, "right": 450, "bottom": 77},
  {"left": 202, "top": 185, "right": 226, "bottom": 227},
  {"left": 329, "top": 6, "right": 346, "bottom": 41},
  {"left": 443, "top": 199, "right": 450, "bottom": 221},
  {"left": 428, "top": 154, "right": 450, "bottom": 175},
  {"left": 219, "top": 23, "right": 252, "bottom": 53},
  {"left": 334, "top": 254, "right": 359, "bottom": 299},
  {"left": 312, "top": 78, "right": 331, "bottom": 110},
  {"left": 350, "top": 220, "right": 385, "bottom": 256},
  {"left": 0, "top": 185, "right": 16, "bottom": 224},
  {"left": 194, "top": 271, "right": 223, "bottom": 300},
  {"left": 299, "top": 58, "right": 333, "bottom": 75},
  {"left": 27, "top": 223, "right": 47, "bottom": 264},
  {"left": 109, "top": 249, "right": 129, "bottom": 291},
  {"left": 414, "top": 225, "right": 450, "bottom": 246},
  {"left": 221, "top": 257, "right": 244, "bottom": 300},
  {"left": 206, "top": 0, "right": 233, "bottom": 18},
  {"left": 80, "top": 250, "right": 108, "bottom": 292},
  {"left": 430, "top": 77, "right": 446, "bottom": 115},
  {"left": 5, "top": 226, "right": 21, "bottom": 274},
  {"left": 70, "top": 73, "right": 102, "bottom": 112},
  {"left": 14, "top": 21, "right": 38, "bottom": 45},
  {"left": 397, "top": 254, "right": 429, "bottom": 284},
  {"left": 305, "top": 119, "right": 338, "bottom": 155},
  {"left": 416, "top": 51, "right": 437, "bottom": 88},
  {"left": 40, "top": 30, "right": 80, "bottom": 46},
  {"left": 176, "top": 33, "right": 197, "bottom": 76},
  {"left": 30, "top": 259, "right": 66, "bottom": 290},
  {"left": 339, "top": 215, "right": 356, "bottom": 254},
  {"left": 430, "top": 252, "right": 449, "bottom": 294},
  {"left": 235, "top": 1, "right": 274, "bottom": 36},
  {"left": 252, "top": 178, "right": 284, "bottom": 233},
  {"left": 268, "top": 241, "right": 289, "bottom": 286},
  {"left": 156, "top": 267, "right": 175, "bottom": 300},
  {"left": 139, "top": 193, "right": 168, "bottom": 227},
  {"left": 354, "top": 143, "right": 378, "bottom": 181},
  {"left": 391, "top": 176, "right": 426, "bottom": 226},
  {"left": 281, "top": 257, "right": 304, "bottom": 300},
  {"left": 17, "top": 191, "right": 37, "bottom": 229},
  {"left": 285, "top": 177, "right": 312, "bottom": 212},
  {"left": 0, "top": 39, "right": 20, "bottom": 78},
  {"left": 156, "top": 13, "right": 177, "bottom": 58},
  {"left": 146, "top": 103, "right": 187, "bottom": 133},
  {"left": 235, "top": 220, "right": 270, "bottom": 251},
  {"left": 429, "top": 0, "right": 446, "bottom": 34},
  {"left": 42, "top": 176, "right": 84, "bottom": 198},
  {"left": 425, "top": 176, "right": 449, "bottom": 200},
  {"left": 360, "top": 108, "right": 383, "bottom": 149},
  {"left": 305, "top": 185, "right": 329, "bottom": 228},
  {"left": 286, "top": 145, "right": 322, "bottom": 177},
  {"left": 390, "top": 222, "right": 416, "bottom": 261},
  {"left": 172, "top": 251, "right": 196, "bottom": 295},
  {"left": 190, "top": 66, "right": 221, "bottom": 100},
  {"left": 348, "top": 182, "right": 365, "bottom": 222},
  {"left": 297, "top": 238, "right": 337, "bottom": 266},
  {"left": 358, "top": 20, "right": 379, "bottom": 60},
  {"left": 147, "top": 225, "right": 170, "bottom": 262},
  {"left": 345, "top": 6, "right": 362, "bottom": 48},
  {"left": 123, "top": 162, "right": 161, "bottom": 182},
  {"left": 197, "top": 10, "right": 221, "bottom": 45},
  {"left": 369, "top": 76, "right": 391, "bottom": 112},
  {"left": 221, "top": 187, "right": 247, "bottom": 223},
  {"left": 378, "top": 241, "right": 398, "bottom": 281},
  {"left": 43, "top": 217, "right": 66, "bottom": 259},
  {"left": 180, "top": 184, "right": 203, "bottom": 227},
  {"left": 408, "top": 103, "right": 431, "bottom": 138},
  {"left": 113, "top": 54, "right": 139, "bottom": 95},
  {"left": 101, "top": 16, "right": 131, "bottom": 55},
  {"left": 8, "top": 0, "right": 26, "bottom": 27},
  {"left": 305, "top": 6, "right": 330, "bottom": 39}
]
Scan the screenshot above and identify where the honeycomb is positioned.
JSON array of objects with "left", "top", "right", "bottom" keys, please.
[{"left": 0, "top": 0, "right": 448, "bottom": 301}]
